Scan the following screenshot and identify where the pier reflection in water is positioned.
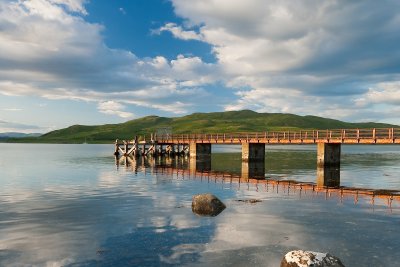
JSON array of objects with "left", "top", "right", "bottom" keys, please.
[
  {"left": 117, "top": 155, "right": 337, "bottom": 187},
  {"left": 115, "top": 155, "right": 400, "bottom": 207},
  {"left": 317, "top": 166, "right": 340, "bottom": 187},
  {"left": 241, "top": 161, "right": 265, "bottom": 179}
]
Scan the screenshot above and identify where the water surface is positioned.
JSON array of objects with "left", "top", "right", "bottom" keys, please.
[{"left": 0, "top": 144, "right": 400, "bottom": 266}]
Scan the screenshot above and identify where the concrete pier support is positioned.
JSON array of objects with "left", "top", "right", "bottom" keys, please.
[
  {"left": 317, "top": 166, "right": 340, "bottom": 187},
  {"left": 242, "top": 143, "right": 265, "bottom": 162},
  {"left": 317, "top": 143, "right": 341, "bottom": 167},
  {"left": 189, "top": 142, "right": 211, "bottom": 159},
  {"left": 114, "top": 141, "right": 119, "bottom": 156}
]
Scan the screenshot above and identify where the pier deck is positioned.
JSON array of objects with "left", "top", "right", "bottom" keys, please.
[
  {"left": 152, "top": 128, "right": 400, "bottom": 145},
  {"left": 116, "top": 128, "right": 400, "bottom": 147}
]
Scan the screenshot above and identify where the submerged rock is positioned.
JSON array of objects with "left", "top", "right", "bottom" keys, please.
[
  {"left": 235, "top": 199, "right": 262, "bottom": 204},
  {"left": 192, "top": 193, "right": 226, "bottom": 216},
  {"left": 281, "top": 250, "right": 345, "bottom": 267}
]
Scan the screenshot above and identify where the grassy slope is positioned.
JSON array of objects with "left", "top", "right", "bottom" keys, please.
[{"left": 10, "top": 110, "right": 398, "bottom": 143}]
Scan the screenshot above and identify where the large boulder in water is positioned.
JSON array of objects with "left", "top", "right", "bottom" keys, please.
[
  {"left": 192, "top": 193, "right": 226, "bottom": 216},
  {"left": 281, "top": 250, "right": 345, "bottom": 267}
]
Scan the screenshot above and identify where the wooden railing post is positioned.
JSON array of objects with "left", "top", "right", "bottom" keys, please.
[
  {"left": 124, "top": 140, "right": 129, "bottom": 155},
  {"left": 373, "top": 128, "right": 376, "bottom": 142},
  {"left": 114, "top": 139, "right": 119, "bottom": 156}
]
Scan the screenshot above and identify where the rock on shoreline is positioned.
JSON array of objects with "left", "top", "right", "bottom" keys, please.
[{"left": 281, "top": 250, "right": 345, "bottom": 267}]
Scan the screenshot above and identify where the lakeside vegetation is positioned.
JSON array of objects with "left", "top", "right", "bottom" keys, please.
[{"left": 6, "top": 110, "right": 398, "bottom": 143}]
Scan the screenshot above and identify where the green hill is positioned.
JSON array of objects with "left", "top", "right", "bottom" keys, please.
[{"left": 9, "top": 110, "right": 398, "bottom": 143}]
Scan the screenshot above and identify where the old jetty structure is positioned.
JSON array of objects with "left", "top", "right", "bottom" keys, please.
[
  {"left": 114, "top": 128, "right": 400, "bottom": 161},
  {"left": 114, "top": 128, "right": 400, "bottom": 181}
]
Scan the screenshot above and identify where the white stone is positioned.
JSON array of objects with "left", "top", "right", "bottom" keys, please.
[{"left": 281, "top": 250, "right": 345, "bottom": 267}]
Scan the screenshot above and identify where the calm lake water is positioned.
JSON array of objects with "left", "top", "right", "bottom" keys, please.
[{"left": 1, "top": 144, "right": 400, "bottom": 266}]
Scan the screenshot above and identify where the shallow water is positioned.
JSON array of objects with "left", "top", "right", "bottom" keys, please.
[{"left": 0, "top": 144, "right": 400, "bottom": 266}]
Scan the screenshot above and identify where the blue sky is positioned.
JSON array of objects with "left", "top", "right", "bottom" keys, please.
[{"left": 1, "top": 0, "right": 400, "bottom": 133}]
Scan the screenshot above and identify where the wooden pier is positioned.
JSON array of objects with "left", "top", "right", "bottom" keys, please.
[
  {"left": 114, "top": 128, "right": 400, "bottom": 167},
  {"left": 114, "top": 134, "right": 189, "bottom": 157}
]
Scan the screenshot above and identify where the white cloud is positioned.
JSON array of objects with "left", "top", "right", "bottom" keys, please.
[
  {"left": 0, "top": 0, "right": 217, "bottom": 118},
  {"left": 3, "top": 108, "right": 22, "bottom": 111},
  {"left": 1, "top": 0, "right": 400, "bottom": 125},
  {"left": 50, "top": 0, "right": 87, "bottom": 14},
  {"left": 157, "top": 23, "right": 203, "bottom": 41},
  {"left": 0, "top": 119, "right": 44, "bottom": 133},
  {"left": 358, "top": 82, "right": 400, "bottom": 106},
  {"left": 166, "top": 0, "right": 400, "bottom": 122},
  {"left": 170, "top": 0, "right": 328, "bottom": 73},
  {"left": 224, "top": 87, "right": 316, "bottom": 114},
  {"left": 97, "top": 101, "right": 134, "bottom": 119}
]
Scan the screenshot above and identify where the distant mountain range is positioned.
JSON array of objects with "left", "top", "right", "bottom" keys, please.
[
  {"left": 5, "top": 110, "right": 398, "bottom": 143},
  {"left": 0, "top": 132, "right": 42, "bottom": 139}
]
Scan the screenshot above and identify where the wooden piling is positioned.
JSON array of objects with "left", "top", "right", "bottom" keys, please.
[{"left": 114, "top": 139, "right": 120, "bottom": 156}]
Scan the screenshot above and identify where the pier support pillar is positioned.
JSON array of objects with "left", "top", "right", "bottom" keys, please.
[
  {"left": 124, "top": 141, "right": 129, "bottom": 156},
  {"left": 317, "top": 143, "right": 341, "bottom": 167},
  {"left": 317, "top": 166, "right": 340, "bottom": 187},
  {"left": 242, "top": 143, "right": 265, "bottom": 162},
  {"left": 133, "top": 136, "right": 139, "bottom": 157},
  {"left": 189, "top": 143, "right": 211, "bottom": 159},
  {"left": 114, "top": 140, "right": 119, "bottom": 156}
]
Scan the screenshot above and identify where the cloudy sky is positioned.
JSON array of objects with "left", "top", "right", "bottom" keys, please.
[{"left": 1, "top": 0, "right": 400, "bottom": 133}]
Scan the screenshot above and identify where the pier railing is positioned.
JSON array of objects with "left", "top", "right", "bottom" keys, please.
[{"left": 142, "top": 128, "right": 400, "bottom": 144}]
